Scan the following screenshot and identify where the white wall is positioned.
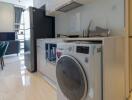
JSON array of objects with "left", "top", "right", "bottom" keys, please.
[
  {"left": 55, "top": 0, "right": 125, "bottom": 35},
  {"left": 0, "top": 2, "right": 15, "bottom": 32},
  {"left": 33, "top": 0, "right": 124, "bottom": 35}
]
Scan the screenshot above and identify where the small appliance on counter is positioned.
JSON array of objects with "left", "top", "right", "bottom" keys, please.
[
  {"left": 82, "top": 26, "right": 110, "bottom": 38},
  {"left": 82, "top": 20, "right": 110, "bottom": 38}
]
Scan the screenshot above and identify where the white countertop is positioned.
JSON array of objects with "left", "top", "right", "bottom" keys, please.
[{"left": 37, "top": 35, "right": 125, "bottom": 42}]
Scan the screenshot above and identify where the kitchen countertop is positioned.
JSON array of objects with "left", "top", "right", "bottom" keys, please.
[{"left": 37, "top": 35, "right": 125, "bottom": 43}]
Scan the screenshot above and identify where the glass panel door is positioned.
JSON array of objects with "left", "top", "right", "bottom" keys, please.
[{"left": 56, "top": 55, "right": 88, "bottom": 100}]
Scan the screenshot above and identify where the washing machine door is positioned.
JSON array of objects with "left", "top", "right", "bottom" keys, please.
[{"left": 56, "top": 55, "right": 88, "bottom": 100}]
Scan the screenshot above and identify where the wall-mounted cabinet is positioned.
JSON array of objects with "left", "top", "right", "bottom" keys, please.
[
  {"left": 45, "top": 0, "right": 55, "bottom": 16},
  {"left": 46, "top": 0, "right": 68, "bottom": 16},
  {"left": 45, "top": 0, "right": 92, "bottom": 16}
]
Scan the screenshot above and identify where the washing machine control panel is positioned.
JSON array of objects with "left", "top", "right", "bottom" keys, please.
[{"left": 76, "top": 46, "right": 89, "bottom": 54}]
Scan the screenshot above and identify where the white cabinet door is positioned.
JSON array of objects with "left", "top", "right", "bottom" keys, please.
[
  {"left": 37, "top": 46, "right": 44, "bottom": 72},
  {"left": 45, "top": 0, "right": 92, "bottom": 16},
  {"left": 37, "top": 40, "right": 57, "bottom": 85},
  {"left": 46, "top": 0, "right": 55, "bottom": 15},
  {"left": 55, "top": 0, "right": 71, "bottom": 9},
  {"left": 37, "top": 46, "right": 41, "bottom": 72},
  {"left": 45, "top": 62, "right": 57, "bottom": 83},
  {"left": 46, "top": 0, "right": 71, "bottom": 16},
  {"left": 37, "top": 45, "right": 45, "bottom": 73}
]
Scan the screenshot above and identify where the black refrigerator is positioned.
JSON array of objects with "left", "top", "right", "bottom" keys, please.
[{"left": 24, "top": 7, "right": 55, "bottom": 72}]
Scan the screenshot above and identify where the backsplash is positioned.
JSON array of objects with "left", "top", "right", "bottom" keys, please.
[{"left": 55, "top": 0, "right": 124, "bottom": 36}]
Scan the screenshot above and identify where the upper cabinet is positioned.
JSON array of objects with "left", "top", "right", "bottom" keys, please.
[
  {"left": 45, "top": 0, "right": 92, "bottom": 16},
  {"left": 46, "top": 0, "right": 66, "bottom": 16}
]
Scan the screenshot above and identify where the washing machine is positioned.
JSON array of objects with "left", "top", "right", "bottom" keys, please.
[{"left": 56, "top": 42, "right": 102, "bottom": 100}]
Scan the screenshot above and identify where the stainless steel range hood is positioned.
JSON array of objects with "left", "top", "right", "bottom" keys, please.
[{"left": 56, "top": 1, "right": 83, "bottom": 12}]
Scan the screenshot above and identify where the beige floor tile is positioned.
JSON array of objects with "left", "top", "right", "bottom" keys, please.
[{"left": 0, "top": 55, "right": 57, "bottom": 100}]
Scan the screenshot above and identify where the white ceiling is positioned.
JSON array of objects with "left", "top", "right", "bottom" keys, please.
[{"left": 0, "top": 0, "right": 33, "bottom": 8}]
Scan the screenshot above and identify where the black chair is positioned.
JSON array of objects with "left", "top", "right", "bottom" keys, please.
[{"left": 0, "top": 42, "right": 9, "bottom": 70}]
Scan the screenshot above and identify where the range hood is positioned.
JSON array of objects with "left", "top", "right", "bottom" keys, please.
[{"left": 56, "top": 1, "right": 83, "bottom": 12}]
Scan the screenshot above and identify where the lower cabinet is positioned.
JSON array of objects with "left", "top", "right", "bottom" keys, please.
[
  {"left": 37, "top": 45, "right": 46, "bottom": 74},
  {"left": 44, "top": 62, "right": 57, "bottom": 84},
  {"left": 37, "top": 40, "right": 57, "bottom": 87}
]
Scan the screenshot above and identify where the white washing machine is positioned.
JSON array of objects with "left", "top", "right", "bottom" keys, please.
[{"left": 56, "top": 42, "right": 102, "bottom": 100}]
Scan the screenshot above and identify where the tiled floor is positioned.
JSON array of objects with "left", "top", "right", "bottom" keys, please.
[
  {"left": 0, "top": 55, "right": 57, "bottom": 100},
  {"left": 1, "top": 55, "right": 132, "bottom": 100}
]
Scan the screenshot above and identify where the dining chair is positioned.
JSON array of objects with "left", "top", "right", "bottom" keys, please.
[{"left": 0, "top": 42, "right": 9, "bottom": 70}]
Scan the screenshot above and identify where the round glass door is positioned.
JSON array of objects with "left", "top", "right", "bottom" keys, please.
[{"left": 56, "top": 55, "right": 88, "bottom": 100}]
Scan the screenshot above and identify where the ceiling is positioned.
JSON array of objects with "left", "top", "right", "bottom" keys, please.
[{"left": 0, "top": 0, "right": 33, "bottom": 8}]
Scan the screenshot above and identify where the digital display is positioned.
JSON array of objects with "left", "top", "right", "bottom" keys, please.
[{"left": 76, "top": 46, "right": 89, "bottom": 54}]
